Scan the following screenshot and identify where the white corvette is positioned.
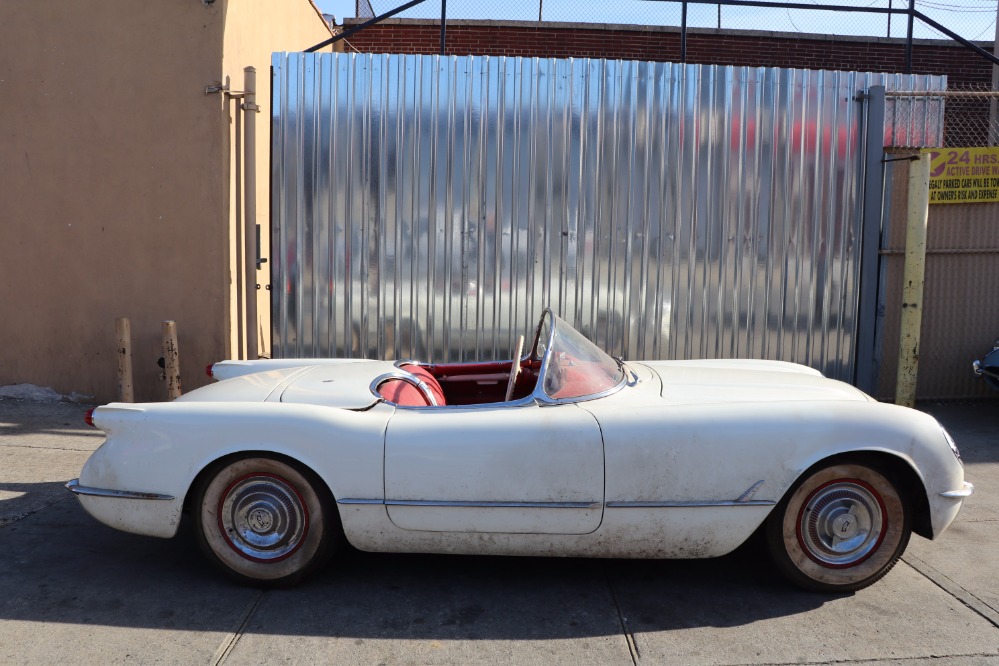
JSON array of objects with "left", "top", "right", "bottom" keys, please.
[{"left": 68, "top": 310, "right": 972, "bottom": 591}]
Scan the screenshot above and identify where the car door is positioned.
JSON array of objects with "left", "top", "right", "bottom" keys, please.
[{"left": 383, "top": 402, "right": 604, "bottom": 534}]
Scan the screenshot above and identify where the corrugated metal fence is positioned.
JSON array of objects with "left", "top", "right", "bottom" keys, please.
[{"left": 271, "top": 52, "right": 942, "bottom": 381}]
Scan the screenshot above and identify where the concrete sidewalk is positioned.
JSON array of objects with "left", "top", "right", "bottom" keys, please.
[{"left": 0, "top": 397, "right": 997, "bottom": 665}]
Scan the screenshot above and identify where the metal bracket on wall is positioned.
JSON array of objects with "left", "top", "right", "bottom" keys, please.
[{"left": 205, "top": 82, "right": 256, "bottom": 100}]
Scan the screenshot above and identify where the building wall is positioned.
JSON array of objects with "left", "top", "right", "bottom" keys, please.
[
  {"left": 0, "top": 1, "right": 229, "bottom": 403},
  {"left": 221, "top": 0, "right": 334, "bottom": 362},
  {"left": 342, "top": 20, "right": 992, "bottom": 86},
  {"left": 0, "top": 0, "right": 332, "bottom": 403}
]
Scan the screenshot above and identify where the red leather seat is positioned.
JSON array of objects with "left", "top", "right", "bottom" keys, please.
[
  {"left": 405, "top": 365, "right": 447, "bottom": 406},
  {"left": 376, "top": 365, "right": 447, "bottom": 407},
  {"left": 377, "top": 379, "right": 432, "bottom": 406}
]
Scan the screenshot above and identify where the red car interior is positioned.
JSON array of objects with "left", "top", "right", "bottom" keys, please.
[{"left": 375, "top": 359, "right": 541, "bottom": 406}]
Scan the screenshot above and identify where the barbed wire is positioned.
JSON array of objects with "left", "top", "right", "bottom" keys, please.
[{"left": 353, "top": 0, "right": 995, "bottom": 43}]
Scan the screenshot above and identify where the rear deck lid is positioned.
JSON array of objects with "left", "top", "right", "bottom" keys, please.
[{"left": 279, "top": 360, "right": 398, "bottom": 409}]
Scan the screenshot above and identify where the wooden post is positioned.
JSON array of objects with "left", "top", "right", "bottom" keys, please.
[
  {"left": 163, "top": 320, "right": 183, "bottom": 400},
  {"left": 895, "top": 153, "right": 930, "bottom": 408},
  {"left": 115, "top": 317, "right": 134, "bottom": 402}
]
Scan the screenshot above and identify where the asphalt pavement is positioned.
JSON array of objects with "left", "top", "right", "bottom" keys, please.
[{"left": 0, "top": 397, "right": 997, "bottom": 665}]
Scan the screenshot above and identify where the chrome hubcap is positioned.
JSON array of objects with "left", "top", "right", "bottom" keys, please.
[
  {"left": 799, "top": 481, "right": 883, "bottom": 567},
  {"left": 219, "top": 474, "right": 307, "bottom": 561}
]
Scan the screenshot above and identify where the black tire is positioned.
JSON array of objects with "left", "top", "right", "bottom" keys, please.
[
  {"left": 766, "top": 460, "right": 912, "bottom": 592},
  {"left": 192, "top": 455, "right": 341, "bottom": 586}
]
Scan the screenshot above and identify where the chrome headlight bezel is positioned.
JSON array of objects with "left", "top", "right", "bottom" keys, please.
[{"left": 940, "top": 425, "right": 963, "bottom": 467}]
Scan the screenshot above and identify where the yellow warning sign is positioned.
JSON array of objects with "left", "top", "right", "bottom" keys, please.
[{"left": 924, "top": 147, "right": 999, "bottom": 205}]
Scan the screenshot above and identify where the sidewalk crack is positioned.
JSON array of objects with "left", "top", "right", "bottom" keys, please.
[
  {"left": 211, "top": 589, "right": 265, "bottom": 666},
  {"left": 603, "top": 564, "right": 640, "bottom": 665}
]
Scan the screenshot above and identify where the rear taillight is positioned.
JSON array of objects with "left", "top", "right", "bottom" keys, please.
[
  {"left": 205, "top": 364, "right": 215, "bottom": 379},
  {"left": 84, "top": 408, "right": 96, "bottom": 428}
]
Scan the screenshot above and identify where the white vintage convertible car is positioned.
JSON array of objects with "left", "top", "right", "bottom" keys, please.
[{"left": 68, "top": 310, "right": 972, "bottom": 592}]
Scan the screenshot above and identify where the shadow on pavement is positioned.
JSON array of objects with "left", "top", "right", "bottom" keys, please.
[
  {"left": 922, "top": 400, "right": 999, "bottom": 463},
  {"left": 0, "top": 496, "right": 834, "bottom": 640}
]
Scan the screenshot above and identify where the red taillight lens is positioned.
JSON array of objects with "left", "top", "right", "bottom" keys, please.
[
  {"left": 84, "top": 408, "right": 96, "bottom": 428},
  {"left": 205, "top": 364, "right": 215, "bottom": 379}
]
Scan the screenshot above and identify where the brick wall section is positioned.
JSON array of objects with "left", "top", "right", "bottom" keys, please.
[{"left": 342, "top": 20, "right": 993, "bottom": 86}]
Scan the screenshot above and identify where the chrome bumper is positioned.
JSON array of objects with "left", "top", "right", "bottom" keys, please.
[
  {"left": 939, "top": 482, "right": 974, "bottom": 499},
  {"left": 65, "top": 479, "right": 175, "bottom": 501}
]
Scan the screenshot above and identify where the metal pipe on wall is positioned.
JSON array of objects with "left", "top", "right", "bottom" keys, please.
[
  {"left": 243, "top": 66, "right": 258, "bottom": 360},
  {"left": 233, "top": 92, "right": 245, "bottom": 359},
  {"left": 895, "top": 153, "right": 930, "bottom": 408}
]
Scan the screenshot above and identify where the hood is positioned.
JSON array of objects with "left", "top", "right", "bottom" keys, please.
[{"left": 638, "top": 359, "right": 871, "bottom": 405}]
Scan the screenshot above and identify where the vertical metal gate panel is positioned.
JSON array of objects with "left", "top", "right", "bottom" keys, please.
[{"left": 271, "top": 53, "right": 942, "bottom": 380}]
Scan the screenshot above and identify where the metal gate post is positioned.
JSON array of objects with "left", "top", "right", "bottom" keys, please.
[
  {"left": 895, "top": 152, "right": 931, "bottom": 407},
  {"left": 905, "top": 0, "right": 915, "bottom": 73},
  {"left": 680, "top": 1, "right": 688, "bottom": 63},
  {"left": 440, "top": 0, "right": 447, "bottom": 55},
  {"left": 854, "top": 85, "right": 886, "bottom": 395}
]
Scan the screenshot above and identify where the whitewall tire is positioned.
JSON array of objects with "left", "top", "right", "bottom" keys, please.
[
  {"left": 766, "top": 461, "right": 911, "bottom": 592},
  {"left": 193, "top": 455, "right": 340, "bottom": 586}
]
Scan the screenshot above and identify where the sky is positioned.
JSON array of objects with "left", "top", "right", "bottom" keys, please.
[{"left": 313, "top": 0, "right": 997, "bottom": 43}]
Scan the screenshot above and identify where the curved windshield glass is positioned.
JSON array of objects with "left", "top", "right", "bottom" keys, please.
[{"left": 541, "top": 315, "right": 624, "bottom": 401}]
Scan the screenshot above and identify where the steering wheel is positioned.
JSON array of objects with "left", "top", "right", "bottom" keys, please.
[{"left": 504, "top": 335, "right": 525, "bottom": 402}]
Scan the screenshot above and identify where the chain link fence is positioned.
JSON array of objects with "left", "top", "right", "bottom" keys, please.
[
  {"left": 349, "top": 0, "right": 996, "bottom": 42},
  {"left": 888, "top": 83, "right": 999, "bottom": 148}
]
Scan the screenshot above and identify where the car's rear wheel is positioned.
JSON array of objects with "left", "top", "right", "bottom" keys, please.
[
  {"left": 193, "top": 455, "right": 340, "bottom": 586},
  {"left": 766, "top": 460, "right": 911, "bottom": 592}
]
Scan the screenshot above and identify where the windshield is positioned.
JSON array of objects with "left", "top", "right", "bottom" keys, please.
[{"left": 540, "top": 314, "right": 625, "bottom": 401}]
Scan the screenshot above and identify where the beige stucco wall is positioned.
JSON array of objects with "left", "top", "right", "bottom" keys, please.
[
  {"left": 0, "top": 0, "right": 332, "bottom": 403},
  {"left": 0, "top": 1, "right": 229, "bottom": 403},
  {"left": 220, "top": 0, "right": 334, "bottom": 361}
]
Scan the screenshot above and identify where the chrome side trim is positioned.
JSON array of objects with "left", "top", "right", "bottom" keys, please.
[
  {"left": 736, "top": 480, "right": 765, "bottom": 503},
  {"left": 606, "top": 500, "right": 776, "bottom": 508},
  {"left": 337, "top": 498, "right": 600, "bottom": 509},
  {"left": 939, "top": 482, "right": 974, "bottom": 499},
  {"left": 387, "top": 499, "right": 601, "bottom": 509},
  {"left": 65, "top": 479, "right": 175, "bottom": 501},
  {"left": 339, "top": 497, "right": 777, "bottom": 509}
]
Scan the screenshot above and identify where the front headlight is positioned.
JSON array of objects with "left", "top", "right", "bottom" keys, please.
[{"left": 941, "top": 425, "right": 963, "bottom": 467}]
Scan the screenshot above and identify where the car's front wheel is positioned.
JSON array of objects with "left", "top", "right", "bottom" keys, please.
[
  {"left": 766, "top": 460, "right": 912, "bottom": 592},
  {"left": 193, "top": 455, "right": 340, "bottom": 586}
]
